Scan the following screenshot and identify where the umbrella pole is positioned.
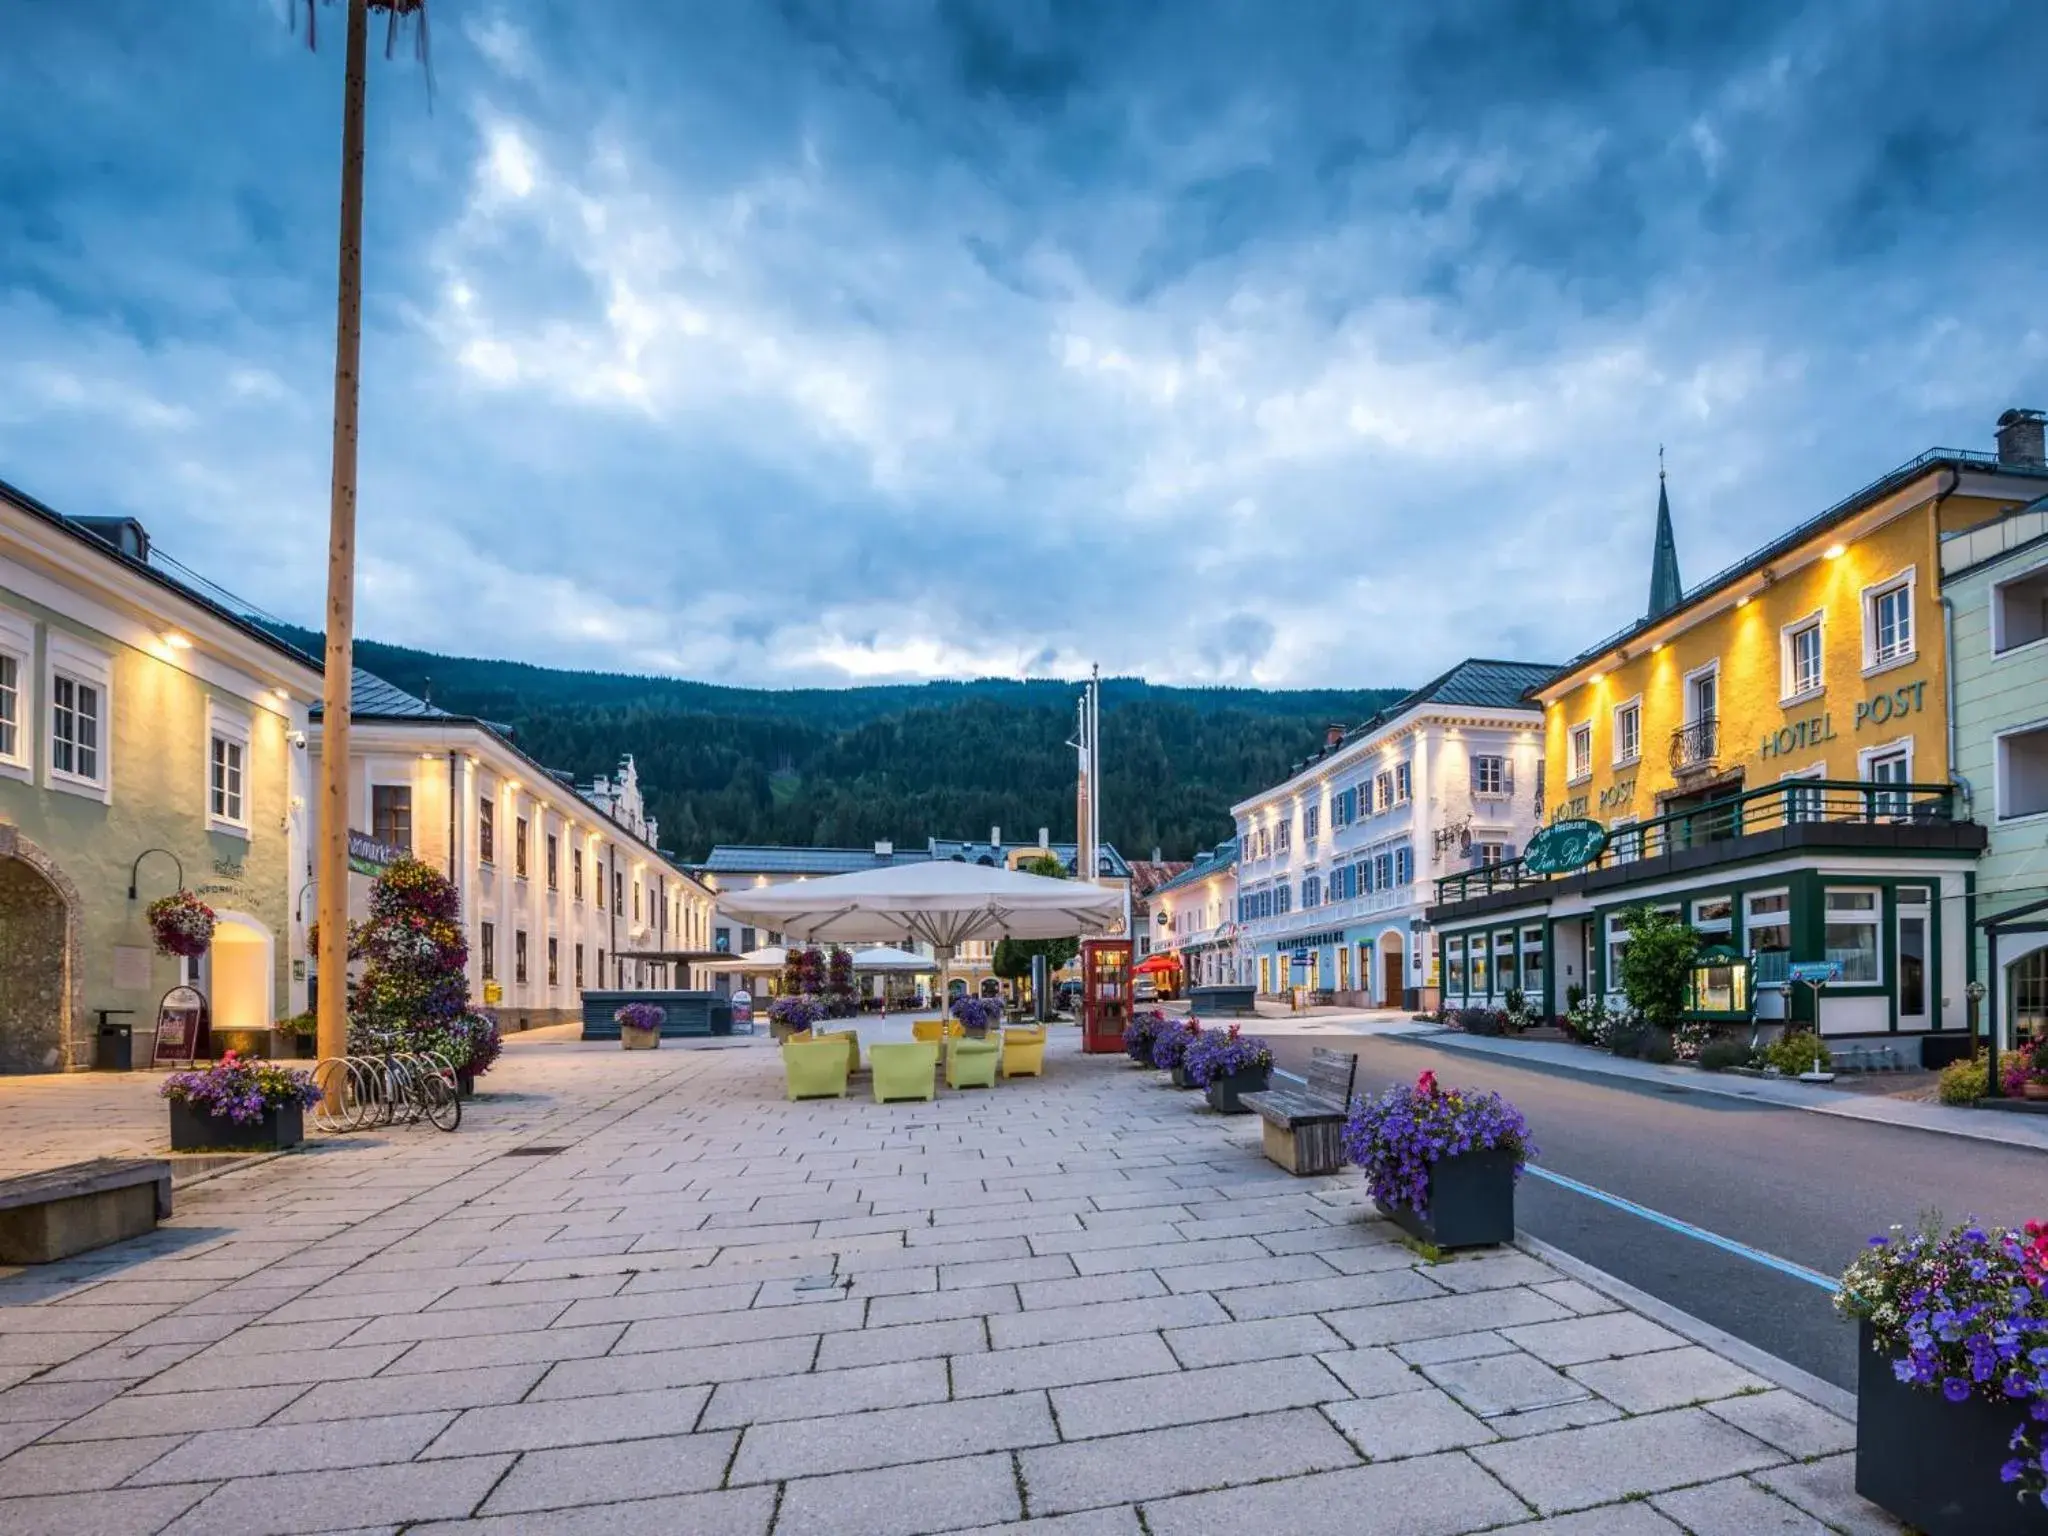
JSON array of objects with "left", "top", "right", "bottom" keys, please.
[{"left": 934, "top": 943, "right": 952, "bottom": 1095}]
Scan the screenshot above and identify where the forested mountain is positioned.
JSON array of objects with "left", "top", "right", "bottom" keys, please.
[{"left": 269, "top": 624, "right": 1406, "bottom": 862}]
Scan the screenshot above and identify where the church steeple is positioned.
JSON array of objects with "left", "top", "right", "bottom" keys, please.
[{"left": 1647, "top": 448, "right": 1683, "bottom": 620}]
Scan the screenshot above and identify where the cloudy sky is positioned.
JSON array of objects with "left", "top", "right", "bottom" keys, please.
[{"left": 4, "top": 1, "right": 2046, "bottom": 690}]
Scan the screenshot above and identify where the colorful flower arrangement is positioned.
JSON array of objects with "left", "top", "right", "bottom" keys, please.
[
  {"left": 614, "top": 1002, "right": 666, "bottom": 1034},
  {"left": 1182, "top": 1025, "right": 1273, "bottom": 1087},
  {"left": 2000, "top": 1037, "right": 2048, "bottom": 1098},
  {"left": 1835, "top": 1218, "right": 2048, "bottom": 1506},
  {"left": 1150, "top": 1019, "right": 1202, "bottom": 1071},
  {"left": 768, "top": 995, "right": 826, "bottom": 1032},
  {"left": 146, "top": 889, "right": 216, "bottom": 958},
  {"left": 1123, "top": 1009, "right": 1170, "bottom": 1061},
  {"left": 950, "top": 995, "right": 1004, "bottom": 1032},
  {"left": 1341, "top": 1070, "right": 1533, "bottom": 1218},
  {"left": 160, "top": 1051, "right": 321, "bottom": 1124}
]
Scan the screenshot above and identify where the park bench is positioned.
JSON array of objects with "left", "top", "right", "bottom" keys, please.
[
  {"left": 1240, "top": 1048, "right": 1358, "bottom": 1176},
  {"left": 0, "top": 1159, "right": 173, "bottom": 1265}
]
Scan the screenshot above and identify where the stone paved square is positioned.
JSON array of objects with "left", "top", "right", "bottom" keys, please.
[{"left": 0, "top": 1031, "right": 1903, "bottom": 1533}]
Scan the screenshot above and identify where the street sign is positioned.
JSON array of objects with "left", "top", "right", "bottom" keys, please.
[
  {"left": 1523, "top": 818, "right": 1608, "bottom": 876},
  {"left": 1788, "top": 960, "right": 1842, "bottom": 984}
]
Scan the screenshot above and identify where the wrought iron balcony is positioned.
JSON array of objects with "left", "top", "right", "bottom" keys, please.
[{"left": 1669, "top": 714, "right": 1719, "bottom": 773}]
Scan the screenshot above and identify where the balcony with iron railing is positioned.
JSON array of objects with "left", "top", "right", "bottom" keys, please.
[
  {"left": 1669, "top": 713, "right": 1719, "bottom": 774},
  {"left": 1430, "top": 778, "right": 1978, "bottom": 913}
]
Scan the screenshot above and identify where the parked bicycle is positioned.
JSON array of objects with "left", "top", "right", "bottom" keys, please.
[{"left": 311, "top": 1033, "right": 461, "bottom": 1134}]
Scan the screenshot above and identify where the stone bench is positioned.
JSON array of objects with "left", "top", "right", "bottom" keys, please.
[
  {"left": 1240, "top": 1048, "right": 1357, "bottom": 1176},
  {"left": 0, "top": 1159, "right": 173, "bottom": 1264}
]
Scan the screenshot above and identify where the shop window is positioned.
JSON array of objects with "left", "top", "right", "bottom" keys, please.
[
  {"left": 1495, "top": 933, "right": 1517, "bottom": 994},
  {"left": 1687, "top": 947, "right": 1750, "bottom": 1015},
  {"left": 1521, "top": 926, "right": 1545, "bottom": 1002},
  {"left": 1824, "top": 888, "right": 1882, "bottom": 984},
  {"left": 1471, "top": 943, "right": 1490, "bottom": 997},
  {"left": 1446, "top": 937, "right": 1466, "bottom": 997},
  {"left": 1745, "top": 890, "right": 1791, "bottom": 986},
  {"left": 2012, "top": 947, "right": 2048, "bottom": 1048}
]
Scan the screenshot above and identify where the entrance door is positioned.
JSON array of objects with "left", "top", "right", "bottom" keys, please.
[
  {"left": 1383, "top": 948, "right": 1402, "bottom": 1008},
  {"left": 1336, "top": 946, "right": 1351, "bottom": 993},
  {"left": 1896, "top": 886, "right": 1929, "bottom": 1031}
]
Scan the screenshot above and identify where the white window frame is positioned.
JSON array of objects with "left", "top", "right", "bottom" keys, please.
[
  {"left": 1861, "top": 565, "right": 1918, "bottom": 675},
  {"left": 1471, "top": 754, "right": 1507, "bottom": 798},
  {"left": 1394, "top": 761, "right": 1412, "bottom": 804},
  {"left": 44, "top": 632, "right": 112, "bottom": 803},
  {"left": 1994, "top": 716, "right": 2048, "bottom": 824},
  {"left": 1778, "top": 761, "right": 1827, "bottom": 823},
  {"left": 1779, "top": 608, "right": 1825, "bottom": 704},
  {"left": 0, "top": 605, "right": 31, "bottom": 783},
  {"left": 1824, "top": 886, "right": 1884, "bottom": 985},
  {"left": 1612, "top": 695, "right": 1642, "bottom": 767},
  {"left": 1991, "top": 560, "right": 2048, "bottom": 657},
  {"left": 1609, "top": 814, "right": 1640, "bottom": 862},
  {"left": 206, "top": 698, "right": 253, "bottom": 838},
  {"left": 1681, "top": 658, "right": 1720, "bottom": 724},
  {"left": 1567, "top": 720, "right": 1593, "bottom": 784}
]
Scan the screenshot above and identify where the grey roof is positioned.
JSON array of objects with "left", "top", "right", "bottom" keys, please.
[
  {"left": 1276, "top": 658, "right": 1554, "bottom": 781},
  {"left": 694, "top": 845, "right": 937, "bottom": 876},
  {"left": 1151, "top": 839, "right": 1239, "bottom": 897},
  {"left": 338, "top": 669, "right": 454, "bottom": 719}
]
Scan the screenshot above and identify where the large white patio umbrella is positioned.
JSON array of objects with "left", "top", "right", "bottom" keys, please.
[
  {"left": 848, "top": 945, "right": 932, "bottom": 972},
  {"left": 717, "top": 862, "right": 1122, "bottom": 1072}
]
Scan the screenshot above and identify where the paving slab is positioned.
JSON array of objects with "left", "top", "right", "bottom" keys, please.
[
  {"left": 0, "top": 1483, "right": 214, "bottom": 1536},
  {"left": 1701, "top": 1387, "right": 1856, "bottom": 1458},
  {"left": 1018, "top": 1407, "right": 1359, "bottom": 1515},
  {"left": 1752, "top": 1454, "right": 1908, "bottom": 1536},
  {"left": 1424, "top": 1349, "right": 1593, "bottom": 1418},
  {"left": 953, "top": 1332, "right": 1179, "bottom": 1398},
  {"left": 1471, "top": 1406, "right": 1787, "bottom": 1514},
  {"left": 1322, "top": 1385, "right": 1498, "bottom": 1459},
  {"left": 424, "top": 1384, "right": 710, "bottom": 1456},
  {"left": 1139, "top": 1451, "right": 1529, "bottom": 1536},
  {"left": 775, "top": 1451, "right": 1021, "bottom": 1536},
  {"left": 730, "top": 1392, "right": 1057, "bottom": 1483},
  {"left": 1567, "top": 1344, "right": 1768, "bottom": 1413},
  {"left": 1050, "top": 1355, "right": 1345, "bottom": 1438},
  {"left": 1653, "top": 1477, "right": 1839, "bottom": 1535},
  {"left": 702, "top": 1357, "right": 948, "bottom": 1427},
  {"left": 163, "top": 1454, "right": 513, "bottom": 1536}
]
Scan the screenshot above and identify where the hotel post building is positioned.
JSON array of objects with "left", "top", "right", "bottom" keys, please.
[{"left": 1429, "top": 414, "right": 2048, "bottom": 1054}]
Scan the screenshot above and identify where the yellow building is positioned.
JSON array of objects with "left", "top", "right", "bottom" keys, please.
[{"left": 1431, "top": 412, "right": 2048, "bottom": 1052}]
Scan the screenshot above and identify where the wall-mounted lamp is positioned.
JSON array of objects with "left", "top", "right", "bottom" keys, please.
[
  {"left": 1823, "top": 543, "right": 1847, "bottom": 560},
  {"left": 128, "top": 848, "right": 184, "bottom": 901},
  {"left": 162, "top": 632, "right": 192, "bottom": 651}
]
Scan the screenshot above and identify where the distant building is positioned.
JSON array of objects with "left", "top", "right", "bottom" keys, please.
[
  {"left": 1124, "top": 856, "right": 1192, "bottom": 963},
  {"left": 1149, "top": 840, "right": 1240, "bottom": 989},
  {"left": 1235, "top": 660, "right": 1555, "bottom": 1008},
  {"left": 1, "top": 481, "right": 320, "bottom": 1072},
  {"left": 309, "top": 676, "right": 714, "bottom": 1030}
]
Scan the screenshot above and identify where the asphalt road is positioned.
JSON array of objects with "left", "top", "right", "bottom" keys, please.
[{"left": 1259, "top": 1028, "right": 2048, "bottom": 1389}]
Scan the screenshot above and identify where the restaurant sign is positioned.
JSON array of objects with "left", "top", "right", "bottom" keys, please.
[{"left": 1522, "top": 818, "right": 1608, "bottom": 876}]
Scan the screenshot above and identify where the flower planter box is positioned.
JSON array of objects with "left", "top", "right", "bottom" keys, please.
[
  {"left": 1374, "top": 1147, "right": 1518, "bottom": 1250},
  {"left": 167, "top": 1100, "right": 304, "bottom": 1153},
  {"left": 455, "top": 1068, "right": 476, "bottom": 1099},
  {"left": 869, "top": 1042, "right": 939, "bottom": 1103},
  {"left": 273, "top": 1033, "right": 318, "bottom": 1060},
  {"left": 782, "top": 1038, "right": 850, "bottom": 1100},
  {"left": 1855, "top": 1319, "right": 2046, "bottom": 1535},
  {"left": 621, "top": 1026, "right": 661, "bottom": 1051},
  {"left": 1170, "top": 1064, "right": 1201, "bottom": 1090},
  {"left": 946, "top": 1039, "right": 1001, "bottom": 1090},
  {"left": 1205, "top": 1065, "right": 1272, "bottom": 1115}
]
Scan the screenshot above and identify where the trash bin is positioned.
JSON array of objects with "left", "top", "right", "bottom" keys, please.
[
  {"left": 96, "top": 1023, "right": 134, "bottom": 1071},
  {"left": 709, "top": 1002, "right": 734, "bottom": 1037}
]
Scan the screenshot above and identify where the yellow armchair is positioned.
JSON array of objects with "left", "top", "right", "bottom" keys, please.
[
  {"left": 819, "top": 1028, "right": 860, "bottom": 1074},
  {"left": 1001, "top": 1026, "right": 1047, "bottom": 1078}
]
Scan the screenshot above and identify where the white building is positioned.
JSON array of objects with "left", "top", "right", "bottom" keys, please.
[
  {"left": 1150, "top": 840, "right": 1241, "bottom": 988},
  {"left": 309, "top": 674, "right": 715, "bottom": 1030},
  {"left": 1232, "top": 660, "right": 1553, "bottom": 1008}
]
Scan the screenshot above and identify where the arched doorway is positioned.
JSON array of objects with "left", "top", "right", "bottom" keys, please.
[
  {"left": 1377, "top": 931, "right": 1406, "bottom": 1009},
  {"left": 204, "top": 912, "right": 276, "bottom": 1053},
  {"left": 0, "top": 835, "right": 81, "bottom": 1073}
]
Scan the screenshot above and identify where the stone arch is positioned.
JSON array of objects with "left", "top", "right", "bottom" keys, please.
[{"left": 0, "top": 827, "right": 84, "bottom": 1073}]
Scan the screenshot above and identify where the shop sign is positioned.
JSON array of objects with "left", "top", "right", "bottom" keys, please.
[
  {"left": 1523, "top": 818, "right": 1607, "bottom": 876},
  {"left": 348, "top": 830, "right": 403, "bottom": 876},
  {"left": 1789, "top": 960, "right": 1842, "bottom": 984}
]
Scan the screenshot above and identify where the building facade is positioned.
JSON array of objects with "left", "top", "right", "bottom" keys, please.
[
  {"left": 310, "top": 676, "right": 715, "bottom": 1031},
  {"left": 1941, "top": 487, "right": 2048, "bottom": 1052},
  {"left": 1, "top": 483, "right": 320, "bottom": 1071},
  {"left": 1433, "top": 416, "right": 2048, "bottom": 1050},
  {"left": 1234, "top": 660, "right": 1552, "bottom": 1008},
  {"left": 1149, "top": 840, "right": 1241, "bottom": 988}
]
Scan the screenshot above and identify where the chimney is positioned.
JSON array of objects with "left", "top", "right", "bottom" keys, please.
[
  {"left": 72, "top": 516, "right": 152, "bottom": 562},
  {"left": 1324, "top": 723, "right": 1344, "bottom": 749},
  {"left": 1038, "top": 827, "right": 1049, "bottom": 848},
  {"left": 874, "top": 840, "right": 893, "bottom": 858},
  {"left": 1151, "top": 845, "right": 1162, "bottom": 863},
  {"left": 1997, "top": 408, "right": 2046, "bottom": 467},
  {"left": 990, "top": 825, "right": 1001, "bottom": 849}
]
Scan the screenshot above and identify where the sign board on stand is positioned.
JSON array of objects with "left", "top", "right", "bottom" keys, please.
[{"left": 150, "top": 985, "right": 207, "bottom": 1068}]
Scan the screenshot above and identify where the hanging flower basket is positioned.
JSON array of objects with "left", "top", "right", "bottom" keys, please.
[{"left": 147, "top": 890, "right": 216, "bottom": 958}]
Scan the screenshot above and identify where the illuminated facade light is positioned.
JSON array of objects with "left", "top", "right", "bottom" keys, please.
[{"left": 1823, "top": 543, "right": 1847, "bottom": 559}]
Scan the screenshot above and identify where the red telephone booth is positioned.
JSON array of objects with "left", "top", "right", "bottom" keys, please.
[{"left": 1080, "top": 938, "right": 1133, "bottom": 1053}]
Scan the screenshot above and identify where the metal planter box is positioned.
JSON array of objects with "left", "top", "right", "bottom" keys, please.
[
  {"left": 167, "top": 1100, "right": 304, "bottom": 1153},
  {"left": 1374, "top": 1147, "right": 1517, "bottom": 1250},
  {"left": 1855, "top": 1320, "right": 2047, "bottom": 1535},
  {"left": 1204, "top": 1066, "right": 1272, "bottom": 1115}
]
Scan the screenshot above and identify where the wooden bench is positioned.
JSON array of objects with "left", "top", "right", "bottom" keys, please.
[
  {"left": 1240, "top": 1049, "right": 1358, "bottom": 1176},
  {"left": 0, "top": 1159, "right": 173, "bottom": 1265}
]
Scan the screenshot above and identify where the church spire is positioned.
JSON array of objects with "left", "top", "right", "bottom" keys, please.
[{"left": 1647, "top": 448, "right": 1683, "bottom": 620}]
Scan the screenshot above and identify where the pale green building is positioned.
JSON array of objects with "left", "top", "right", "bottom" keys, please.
[{"left": 0, "top": 479, "right": 321, "bottom": 1072}]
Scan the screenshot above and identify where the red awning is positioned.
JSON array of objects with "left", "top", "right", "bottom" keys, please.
[{"left": 1133, "top": 953, "right": 1182, "bottom": 975}]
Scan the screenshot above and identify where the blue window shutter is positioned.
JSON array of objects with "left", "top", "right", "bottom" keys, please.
[{"left": 1504, "top": 761, "right": 1515, "bottom": 796}]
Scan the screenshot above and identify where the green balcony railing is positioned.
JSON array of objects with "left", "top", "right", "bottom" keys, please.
[{"left": 1432, "top": 778, "right": 1963, "bottom": 908}]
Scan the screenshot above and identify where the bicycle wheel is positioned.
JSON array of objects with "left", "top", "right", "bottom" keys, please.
[{"left": 421, "top": 1068, "right": 462, "bottom": 1132}]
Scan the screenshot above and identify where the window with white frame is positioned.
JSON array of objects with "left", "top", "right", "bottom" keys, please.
[
  {"left": 1475, "top": 841, "right": 1507, "bottom": 867},
  {"left": 1303, "top": 803, "right": 1320, "bottom": 842},
  {"left": 1745, "top": 890, "right": 1791, "bottom": 985},
  {"left": 0, "top": 607, "right": 28, "bottom": 778},
  {"left": 1782, "top": 612, "right": 1824, "bottom": 699},
  {"left": 1860, "top": 742, "right": 1912, "bottom": 819},
  {"left": 1609, "top": 815, "right": 1641, "bottom": 862},
  {"left": 1301, "top": 874, "right": 1320, "bottom": 908},
  {"left": 207, "top": 703, "right": 251, "bottom": 833},
  {"left": 1568, "top": 722, "right": 1593, "bottom": 782},
  {"left": 1472, "top": 755, "right": 1508, "bottom": 797},
  {"left": 1993, "top": 564, "right": 2048, "bottom": 654},
  {"left": 1692, "top": 895, "right": 1733, "bottom": 939},
  {"left": 1780, "top": 764, "right": 1826, "bottom": 823},
  {"left": 1824, "top": 888, "right": 1882, "bottom": 983},
  {"left": 0, "top": 651, "right": 18, "bottom": 773},
  {"left": 1374, "top": 770, "right": 1393, "bottom": 813},
  {"left": 1613, "top": 699, "right": 1641, "bottom": 765},
  {"left": 47, "top": 635, "right": 110, "bottom": 795},
  {"left": 1275, "top": 818, "right": 1292, "bottom": 854},
  {"left": 1394, "top": 761, "right": 1411, "bottom": 803},
  {"left": 1997, "top": 722, "right": 2048, "bottom": 820},
  {"left": 1863, "top": 570, "right": 1916, "bottom": 669}
]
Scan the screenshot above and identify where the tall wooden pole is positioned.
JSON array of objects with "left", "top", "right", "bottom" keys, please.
[{"left": 316, "top": 0, "right": 370, "bottom": 1067}]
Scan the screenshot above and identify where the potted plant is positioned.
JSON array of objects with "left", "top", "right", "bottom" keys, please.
[
  {"left": 437, "top": 1010, "right": 502, "bottom": 1092},
  {"left": 1123, "top": 1009, "right": 1168, "bottom": 1064},
  {"left": 1343, "top": 1070, "right": 1534, "bottom": 1250},
  {"left": 147, "top": 889, "right": 216, "bottom": 958},
  {"left": 950, "top": 995, "right": 1003, "bottom": 1038},
  {"left": 1185, "top": 1026, "right": 1273, "bottom": 1113},
  {"left": 615, "top": 1001, "right": 666, "bottom": 1049},
  {"left": 1150, "top": 1019, "right": 1201, "bottom": 1085},
  {"left": 768, "top": 995, "right": 824, "bottom": 1043},
  {"left": 2000, "top": 1038, "right": 2048, "bottom": 1101},
  {"left": 1834, "top": 1217, "right": 2048, "bottom": 1533},
  {"left": 274, "top": 1012, "right": 319, "bottom": 1060},
  {"left": 160, "top": 1051, "right": 321, "bottom": 1151}
]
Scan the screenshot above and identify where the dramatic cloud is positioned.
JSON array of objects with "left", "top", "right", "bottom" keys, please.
[{"left": 4, "top": 0, "right": 2046, "bottom": 688}]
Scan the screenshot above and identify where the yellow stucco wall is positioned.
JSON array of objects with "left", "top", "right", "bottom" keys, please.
[{"left": 1540, "top": 492, "right": 2007, "bottom": 825}]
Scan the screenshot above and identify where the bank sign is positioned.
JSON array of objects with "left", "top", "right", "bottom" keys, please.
[{"left": 1523, "top": 818, "right": 1607, "bottom": 875}]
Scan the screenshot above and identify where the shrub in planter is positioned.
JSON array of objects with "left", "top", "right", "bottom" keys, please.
[
  {"left": 1184, "top": 1026, "right": 1273, "bottom": 1112},
  {"left": 1835, "top": 1218, "right": 2048, "bottom": 1529},
  {"left": 1762, "top": 1031, "right": 1831, "bottom": 1077},
  {"left": 1454, "top": 1008, "right": 1508, "bottom": 1037},
  {"left": 615, "top": 1001, "right": 666, "bottom": 1049},
  {"left": 1698, "top": 1037, "right": 1754, "bottom": 1072},
  {"left": 275, "top": 1012, "right": 320, "bottom": 1059},
  {"left": 160, "top": 1051, "right": 321, "bottom": 1150},
  {"left": 1342, "top": 1070, "right": 1534, "bottom": 1250},
  {"left": 1940, "top": 1056, "right": 1991, "bottom": 1105},
  {"left": 1999, "top": 1038, "right": 2048, "bottom": 1100},
  {"left": 1123, "top": 1009, "right": 1170, "bottom": 1063},
  {"left": 1150, "top": 1020, "right": 1201, "bottom": 1079},
  {"left": 950, "top": 995, "right": 1003, "bottom": 1035},
  {"left": 767, "top": 995, "right": 825, "bottom": 1039}
]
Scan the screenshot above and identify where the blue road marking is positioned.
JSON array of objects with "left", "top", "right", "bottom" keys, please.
[{"left": 1525, "top": 1164, "right": 1839, "bottom": 1294}]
